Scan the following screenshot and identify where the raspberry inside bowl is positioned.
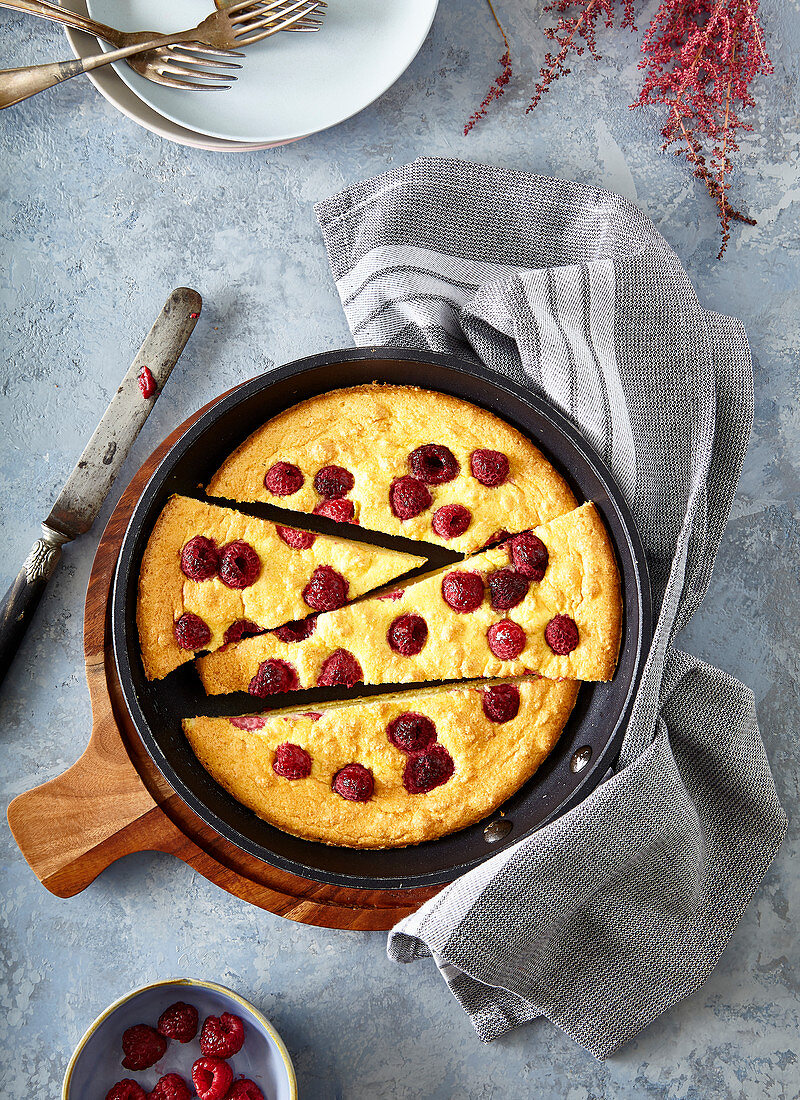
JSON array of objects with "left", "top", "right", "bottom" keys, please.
[{"left": 63, "top": 978, "right": 296, "bottom": 1100}]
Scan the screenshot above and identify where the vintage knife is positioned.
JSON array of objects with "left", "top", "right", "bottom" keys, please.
[{"left": 0, "top": 286, "right": 202, "bottom": 686}]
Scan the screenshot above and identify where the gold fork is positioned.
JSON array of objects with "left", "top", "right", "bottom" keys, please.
[
  {"left": 0, "top": 0, "right": 325, "bottom": 90},
  {"left": 0, "top": 0, "right": 324, "bottom": 108}
]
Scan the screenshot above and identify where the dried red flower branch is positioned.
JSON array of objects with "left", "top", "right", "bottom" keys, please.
[
  {"left": 527, "top": 0, "right": 636, "bottom": 113},
  {"left": 464, "top": 0, "right": 512, "bottom": 135},
  {"left": 635, "top": 0, "right": 772, "bottom": 256}
]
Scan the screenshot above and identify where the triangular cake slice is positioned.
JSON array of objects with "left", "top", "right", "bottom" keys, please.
[
  {"left": 183, "top": 677, "right": 579, "bottom": 848},
  {"left": 206, "top": 385, "right": 577, "bottom": 554},
  {"left": 137, "top": 495, "right": 426, "bottom": 680},
  {"left": 196, "top": 502, "right": 621, "bottom": 695}
]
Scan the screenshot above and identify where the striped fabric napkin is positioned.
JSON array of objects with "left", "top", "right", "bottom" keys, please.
[{"left": 315, "top": 158, "right": 786, "bottom": 1059}]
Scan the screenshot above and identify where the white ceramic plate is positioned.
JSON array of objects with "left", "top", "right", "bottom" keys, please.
[
  {"left": 83, "top": 0, "right": 439, "bottom": 145},
  {"left": 63, "top": 978, "right": 297, "bottom": 1099},
  {"left": 61, "top": 0, "right": 296, "bottom": 150}
]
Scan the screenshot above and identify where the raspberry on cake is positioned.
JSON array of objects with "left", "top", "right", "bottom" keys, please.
[
  {"left": 136, "top": 495, "right": 426, "bottom": 680},
  {"left": 195, "top": 502, "right": 622, "bottom": 694},
  {"left": 182, "top": 678, "right": 579, "bottom": 848},
  {"left": 205, "top": 385, "right": 577, "bottom": 553}
]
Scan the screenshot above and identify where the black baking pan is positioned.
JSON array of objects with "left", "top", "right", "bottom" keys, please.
[{"left": 112, "top": 348, "right": 652, "bottom": 890}]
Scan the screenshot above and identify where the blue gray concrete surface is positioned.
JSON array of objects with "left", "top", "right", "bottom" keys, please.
[{"left": 1, "top": 1, "right": 798, "bottom": 1096}]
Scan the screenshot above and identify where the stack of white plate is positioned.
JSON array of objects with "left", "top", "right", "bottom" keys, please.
[{"left": 64, "top": 0, "right": 439, "bottom": 150}]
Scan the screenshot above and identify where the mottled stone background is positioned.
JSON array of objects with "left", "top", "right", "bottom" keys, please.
[{"left": 1, "top": 1, "right": 797, "bottom": 1097}]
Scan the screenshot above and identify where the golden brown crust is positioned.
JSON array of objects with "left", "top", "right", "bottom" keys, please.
[
  {"left": 182, "top": 678, "right": 579, "bottom": 848},
  {"left": 137, "top": 495, "right": 425, "bottom": 680},
  {"left": 206, "top": 385, "right": 577, "bottom": 553},
  {"left": 196, "top": 502, "right": 622, "bottom": 694}
]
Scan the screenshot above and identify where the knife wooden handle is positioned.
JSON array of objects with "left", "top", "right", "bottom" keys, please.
[{"left": 0, "top": 524, "right": 69, "bottom": 686}]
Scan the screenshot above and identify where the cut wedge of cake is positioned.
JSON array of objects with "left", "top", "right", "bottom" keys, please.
[
  {"left": 196, "top": 502, "right": 622, "bottom": 695},
  {"left": 183, "top": 677, "right": 579, "bottom": 848},
  {"left": 137, "top": 495, "right": 426, "bottom": 680},
  {"left": 206, "top": 385, "right": 577, "bottom": 554}
]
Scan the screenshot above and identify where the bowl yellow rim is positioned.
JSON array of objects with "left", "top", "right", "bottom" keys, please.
[{"left": 62, "top": 977, "right": 298, "bottom": 1100}]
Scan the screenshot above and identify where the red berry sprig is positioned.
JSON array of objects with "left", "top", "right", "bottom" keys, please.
[
  {"left": 635, "top": 0, "right": 772, "bottom": 256},
  {"left": 466, "top": 0, "right": 773, "bottom": 256},
  {"left": 464, "top": 0, "right": 512, "bottom": 135}
]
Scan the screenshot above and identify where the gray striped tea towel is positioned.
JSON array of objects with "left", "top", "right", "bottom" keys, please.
[{"left": 314, "top": 158, "right": 787, "bottom": 1059}]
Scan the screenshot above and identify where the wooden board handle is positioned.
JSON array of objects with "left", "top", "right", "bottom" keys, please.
[{"left": 7, "top": 686, "right": 162, "bottom": 897}]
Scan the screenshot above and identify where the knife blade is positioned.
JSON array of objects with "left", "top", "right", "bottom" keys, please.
[{"left": 0, "top": 286, "right": 202, "bottom": 687}]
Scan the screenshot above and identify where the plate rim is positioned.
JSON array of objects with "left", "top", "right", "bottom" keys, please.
[
  {"left": 112, "top": 347, "right": 653, "bottom": 890},
  {"left": 81, "top": 0, "right": 440, "bottom": 145}
]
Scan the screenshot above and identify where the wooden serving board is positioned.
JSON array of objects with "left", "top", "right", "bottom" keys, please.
[{"left": 7, "top": 394, "right": 444, "bottom": 930}]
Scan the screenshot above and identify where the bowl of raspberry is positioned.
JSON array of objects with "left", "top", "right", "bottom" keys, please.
[{"left": 62, "top": 978, "right": 296, "bottom": 1100}]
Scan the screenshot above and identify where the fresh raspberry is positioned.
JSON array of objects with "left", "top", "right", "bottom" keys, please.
[
  {"left": 313, "top": 499, "right": 356, "bottom": 523},
  {"left": 431, "top": 503, "right": 472, "bottom": 540},
  {"left": 147, "top": 1073, "right": 191, "bottom": 1100},
  {"left": 316, "top": 649, "right": 363, "bottom": 688},
  {"left": 303, "top": 565, "right": 349, "bottom": 611},
  {"left": 248, "top": 658, "right": 299, "bottom": 697},
  {"left": 387, "top": 713, "right": 437, "bottom": 753},
  {"left": 192, "top": 1057, "right": 233, "bottom": 1100},
  {"left": 180, "top": 535, "right": 219, "bottom": 582},
  {"left": 487, "top": 619, "right": 527, "bottom": 660},
  {"left": 313, "top": 464, "right": 355, "bottom": 499},
  {"left": 138, "top": 365, "right": 158, "bottom": 399},
  {"left": 229, "top": 715, "right": 266, "bottom": 730},
  {"left": 173, "top": 613, "right": 211, "bottom": 651},
  {"left": 106, "top": 1082, "right": 146, "bottom": 1100},
  {"left": 272, "top": 742, "right": 313, "bottom": 779},
  {"left": 488, "top": 569, "right": 530, "bottom": 611},
  {"left": 510, "top": 532, "right": 549, "bottom": 582},
  {"left": 387, "top": 614, "right": 428, "bottom": 656},
  {"left": 224, "top": 619, "right": 262, "bottom": 645},
  {"left": 272, "top": 616, "right": 317, "bottom": 643},
  {"left": 276, "top": 525, "right": 316, "bottom": 550},
  {"left": 389, "top": 476, "right": 432, "bottom": 520},
  {"left": 219, "top": 540, "right": 261, "bottom": 589},
  {"left": 482, "top": 684, "right": 521, "bottom": 723},
  {"left": 470, "top": 448, "right": 510, "bottom": 487},
  {"left": 157, "top": 1001, "right": 198, "bottom": 1043},
  {"left": 226, "top": 1082, "right": 265, "bottom": 1100},
  {"left": 544, "top": 614, "right": 580, "bottom": 654},
  {"left": 483, "top": 529, "right": 511, "bottom": 548},
  {"left": 403, "top": 744, "right": 455, "bottom": 794},
  {"left": 408, "top": 444, "right": 460, "bottom": 484},
  {"left": 121, "top": 1024, "right": 167, "bottom": 1071},
  {"left": 332, "top": 763, "right": 374, "bottom": 801},
  {"left": 199, "top": 1012, "right": 245, "bottom": 1058},
  {"left": 264, "top": 461, "right": 304, "bottom": 497},
  {"left": 441, "top": 571, "right": 484, "bottom": 613}
]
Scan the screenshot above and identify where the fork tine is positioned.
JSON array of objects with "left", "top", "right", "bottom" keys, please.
[
  {"left": 151, "top": 74, "right": 234, "bottom": 91},
  {"left": 170, "top": 43, "right": 245, "bottom": 59},
  {"left": 233, "top": 7, "right": 320, "bottom": 37},
  {"left": 165, "top": 49, "right": 243, "bottom": 69},
  {"left": 161, "top": 63, "right": 237, "bottom": 82},
  {"left": 229, "top": 0, "right": 314, "bottom": 24}
]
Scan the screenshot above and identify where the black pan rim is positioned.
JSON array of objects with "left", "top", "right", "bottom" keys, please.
[{"left": 112, "top": 347, "right": 652, "bottom": 890}]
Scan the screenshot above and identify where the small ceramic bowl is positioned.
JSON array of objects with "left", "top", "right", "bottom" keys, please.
[{"left": 63, "top": 978, "right": 297, "bottom": 1099}]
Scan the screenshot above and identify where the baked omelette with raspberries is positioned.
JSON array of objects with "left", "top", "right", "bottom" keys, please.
[{"left": 137, "top": 385, "right": 623, "bottom": 849}]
